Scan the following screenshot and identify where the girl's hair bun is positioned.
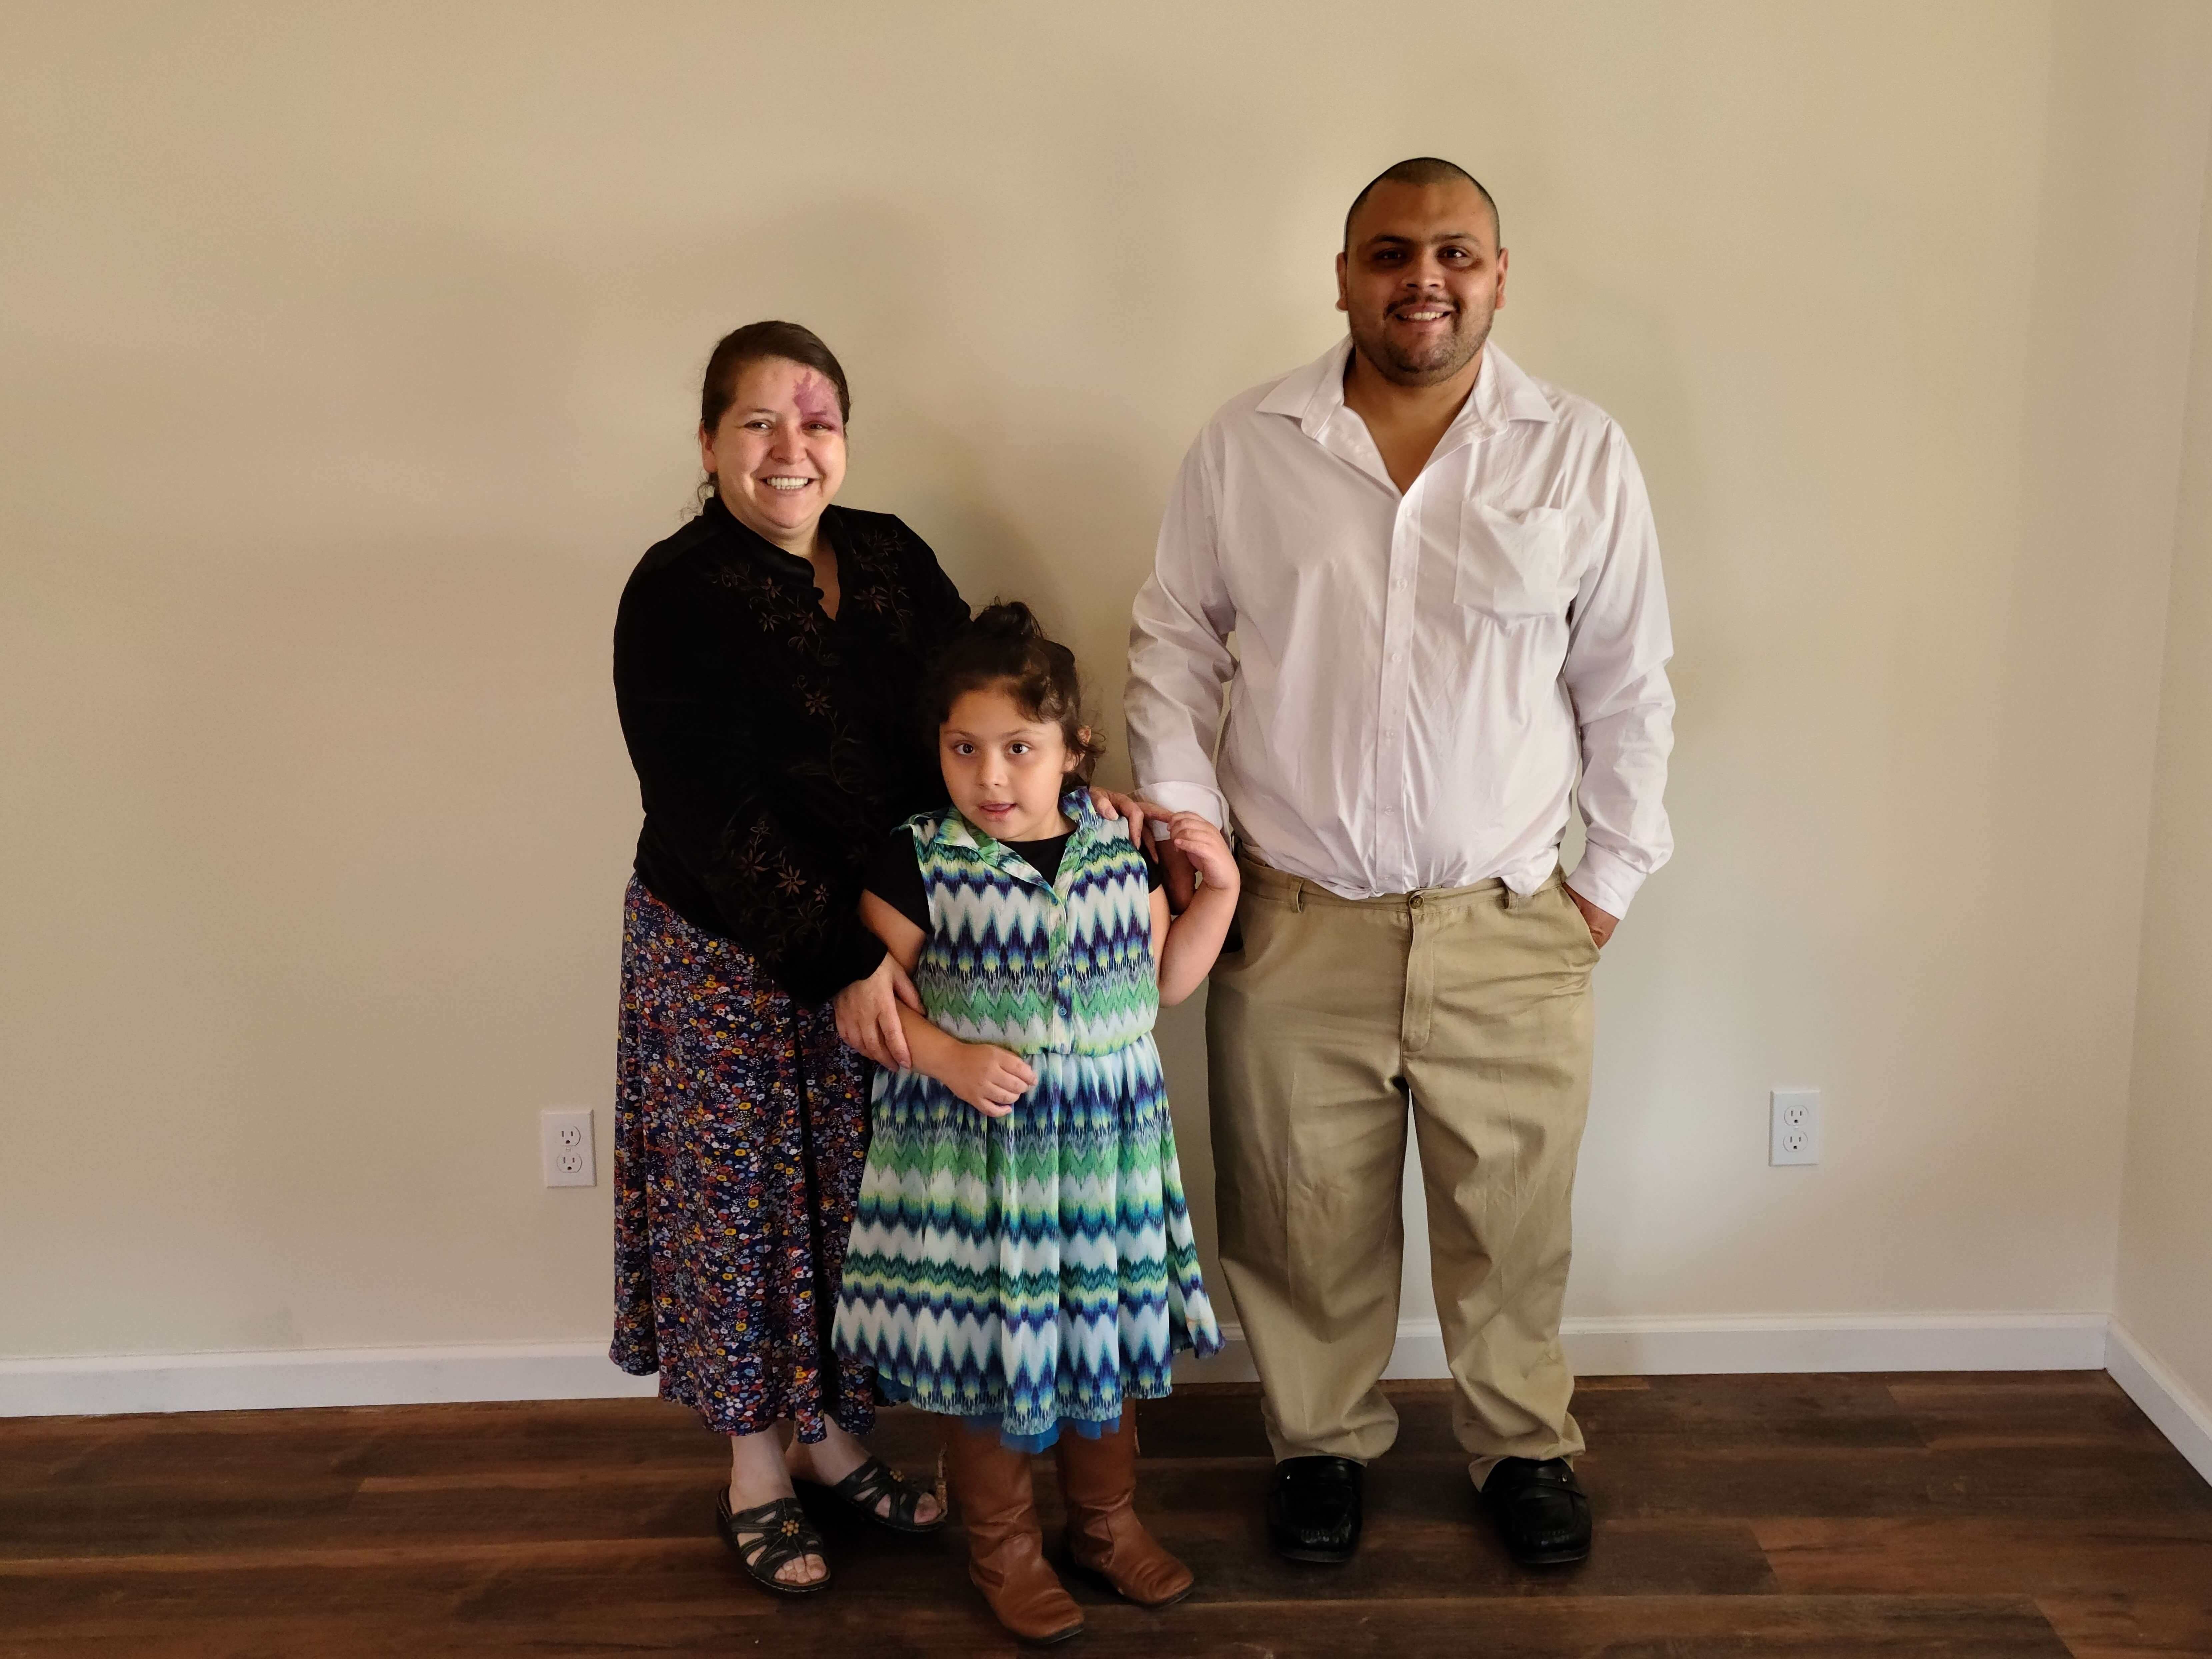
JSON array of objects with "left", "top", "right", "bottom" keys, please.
[
  {"left": 927, "top": 599, "right": 1104, "bottom": 783},
  {"left": 967, "top": 601, "right": 1044, "bottom": 641}
]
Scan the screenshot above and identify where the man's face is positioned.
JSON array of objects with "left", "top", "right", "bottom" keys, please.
[{"left": 1336, "top": 180, "right": 1506, "bottom": 386}]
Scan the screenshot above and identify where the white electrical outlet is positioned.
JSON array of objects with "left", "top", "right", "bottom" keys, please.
[
  {"left": 1770, "top": 1089, "right": 1821, "bottom": 1166},
  {"left": 542, "top": 1108, "right": 595, "bottom": 1187}
]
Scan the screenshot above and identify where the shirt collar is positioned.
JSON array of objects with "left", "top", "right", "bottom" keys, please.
[
  {"left": 927, "top": 788, "right": 1099, "bottom": 892},
  {"left": 1256, "top": 336, "right": 1558, "bottom": 446}
]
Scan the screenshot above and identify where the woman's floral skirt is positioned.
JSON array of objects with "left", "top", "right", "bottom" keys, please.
[{"left": 608, "top": 879, "right": 874, "bottom": 1441}]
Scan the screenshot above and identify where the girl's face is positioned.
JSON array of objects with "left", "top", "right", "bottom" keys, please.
[{"left": 940, "top": 685, "right": 1077, "bottom": 843}]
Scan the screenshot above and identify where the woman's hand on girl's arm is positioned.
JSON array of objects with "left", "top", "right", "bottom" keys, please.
[
  {"left": 1155, "top": 813, "right": 1241, "bottom": 1006},
  {"left": 838, "top": 892, "right": 929, "bottom": 1068},
  {"left": 834, "top": 952, "right": 922, "bottom": 1069}
]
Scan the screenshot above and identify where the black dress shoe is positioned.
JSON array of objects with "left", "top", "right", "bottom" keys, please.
[
  {"left": 1483, "top": 1456, "right": 1591, "bottom": 1565},
  {"left": 1267, "top": 1455, "right": 1363, "bottom": 1563}
]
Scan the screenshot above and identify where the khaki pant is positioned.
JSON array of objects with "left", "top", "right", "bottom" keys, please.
[{"left": 1206, "top": 858, "right": 1597, "bottom": 1488}]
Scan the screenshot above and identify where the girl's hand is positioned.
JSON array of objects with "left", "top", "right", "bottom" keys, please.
[
  {"left": 944, "top": 1043, "right": 1037, "bottom": 1118},
  {"left": 834, "top": 954, "right": 923, "bottom": 1069},
  {"left": 1168, "top": 812, "right": 1239, "bottom": 893}
]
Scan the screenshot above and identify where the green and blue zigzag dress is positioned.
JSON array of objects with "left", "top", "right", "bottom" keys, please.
[{"left": 832, "top": 789, "right": 1221, "bottom": 1447}]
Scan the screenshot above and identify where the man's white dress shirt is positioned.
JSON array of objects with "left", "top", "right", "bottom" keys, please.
[{"left": 1127, "top": 339, "right": 1674, "bottom": 918}]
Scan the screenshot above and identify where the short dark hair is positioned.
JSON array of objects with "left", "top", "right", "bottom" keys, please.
[
  {"left": 699, "top": 320, "right": 851, "bottom": 436},
  {"left": 1343, "top": 157, "right": 1499, "bottom": 251},
  {"left": 928, "top": 601, "right": 1105, "bottom": 784}
]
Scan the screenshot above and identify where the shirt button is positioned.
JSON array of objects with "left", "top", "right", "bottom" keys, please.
[{"left": 1390, "top": 651, "right": 1402, "bottom": 662}]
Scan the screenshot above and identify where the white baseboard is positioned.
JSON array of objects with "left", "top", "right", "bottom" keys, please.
[
  {"left": 2105, "top": 1319, "right": 2212, "bottom": 1486},
  {"left": 1, "top": 1312, "right": 2111, "bottom": 1420},
  {"left": 0, "top": 1342, "right": 658, "bottom": 1418},
  {"left": 1174, "top": 1312, "right": 2111, "bottom": 1384},
  {"left": 1557, "top": 1311, "right": 2113, "bottom": 1375}
]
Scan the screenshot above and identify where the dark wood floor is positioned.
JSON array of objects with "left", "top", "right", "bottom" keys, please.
[{"left": 4, "top": 1374, "right": 2209, "bottom": 1657}]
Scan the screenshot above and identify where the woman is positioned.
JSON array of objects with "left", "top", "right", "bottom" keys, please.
[{"left": 609, "top": 320, "right": 967, "bottom": 1595}]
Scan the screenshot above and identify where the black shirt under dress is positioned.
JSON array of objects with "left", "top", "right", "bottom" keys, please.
[{"left": 613, "top": 496, "right": 971, "bottom": 1005}]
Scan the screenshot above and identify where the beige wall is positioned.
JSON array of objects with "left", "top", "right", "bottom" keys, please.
[
  {"left": 2117, "top": 108, "right": 2212, "bottom": 1414},
  {"left": 5, "top": 1, "right": 2210, "bottom": 1363}
]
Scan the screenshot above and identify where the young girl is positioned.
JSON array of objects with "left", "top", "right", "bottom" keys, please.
[{"left": 832, "top": 602, "right": 1236, "bottom": 1646}]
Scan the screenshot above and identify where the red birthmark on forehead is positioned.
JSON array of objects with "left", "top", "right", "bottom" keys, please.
[{"left": 792, "top": 371, "right": 842, "bottom": 432}]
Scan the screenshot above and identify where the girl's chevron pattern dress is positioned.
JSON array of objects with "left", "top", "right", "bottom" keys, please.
[{"left": 833, "top": 789, "right": 1221, "bottom": 1447}]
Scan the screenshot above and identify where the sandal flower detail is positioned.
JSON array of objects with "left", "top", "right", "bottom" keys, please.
[{"left": 713, "top": 1489, "right": 832, "bottom": 1597}]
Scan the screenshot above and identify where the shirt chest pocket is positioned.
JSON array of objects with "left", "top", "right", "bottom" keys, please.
[{"left": 1454, "top": 501, "right": 1577, "bottom": 625}]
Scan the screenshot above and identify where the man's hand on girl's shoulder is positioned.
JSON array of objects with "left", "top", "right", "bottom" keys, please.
[{"left": 1088, "top": 787, "right": 1174, "bottom": 847}]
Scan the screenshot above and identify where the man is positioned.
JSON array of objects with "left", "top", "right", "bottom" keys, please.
[{"left": 1125, "top": 157, "right": 1674, "bottom": 1568}]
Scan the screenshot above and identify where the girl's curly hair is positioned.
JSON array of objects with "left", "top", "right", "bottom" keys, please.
[{"left": 927, "top": 601, "right": 1104, "bottom": 783}]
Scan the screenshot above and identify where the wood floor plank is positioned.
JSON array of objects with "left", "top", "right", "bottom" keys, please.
[
  {"left": 1757, "top": 1513, "right": 2212, "bottom": 1588},
  {"left": 1590, "top": 1441, "right": 2212, "bottom": 1521},
  {"left": 5, "top": 1397, "right": 712, "bottom": 1489},
  {"left": 1577, "top": 1373, "right": 1930, "bottom": 1452},
  {"left": 1886, "top": 1373, "right": 2175, "bottom": 1451},
  {"left": 2037, "top": 1589, "right": 2212, "bottom": 1658}
]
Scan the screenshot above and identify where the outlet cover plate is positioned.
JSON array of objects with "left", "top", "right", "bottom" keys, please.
[
  {"left": 1770, "top": 1089, "right": 1821, "bottom": 1166},
  {"left": 542, "top": 1108, "right": 596, "bottom": 1187}
]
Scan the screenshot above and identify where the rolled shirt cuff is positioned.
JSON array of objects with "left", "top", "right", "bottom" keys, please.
[
  {"left": 1564, "top": 842, "right": 1650, "bottom": 921},
  {"left": 1132, "top": 779, "right": 1230, "bottom": 833}
]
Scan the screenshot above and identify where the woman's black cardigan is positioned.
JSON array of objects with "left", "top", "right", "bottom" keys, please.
[{"left": 613, "top": 497, "right": 969, "bottom": 1005}]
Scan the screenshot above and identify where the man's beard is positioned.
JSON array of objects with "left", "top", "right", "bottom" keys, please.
[{"left": 1352, "top": 304, "right": 1492, "bottom": 387}]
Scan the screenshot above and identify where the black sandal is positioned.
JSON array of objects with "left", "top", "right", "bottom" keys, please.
[
  {"left": 714, "top": 1489, "right": 833, "bottom": 1596},
  {"left": 795, "top": 1455, "right": 945, "bottom": 1534}
]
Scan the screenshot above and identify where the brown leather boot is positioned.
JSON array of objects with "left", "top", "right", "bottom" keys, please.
[
  {"left": 942, "top": 1421, "right": 1085, "bottom": 1645},
  {"left": 1055, "top": 1405, "right": 1195, "bottom": 1609}
]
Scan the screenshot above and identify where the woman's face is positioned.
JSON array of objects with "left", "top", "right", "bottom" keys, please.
[{"left": 700, "top": 355, "right": 847, "bottom": 552}]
